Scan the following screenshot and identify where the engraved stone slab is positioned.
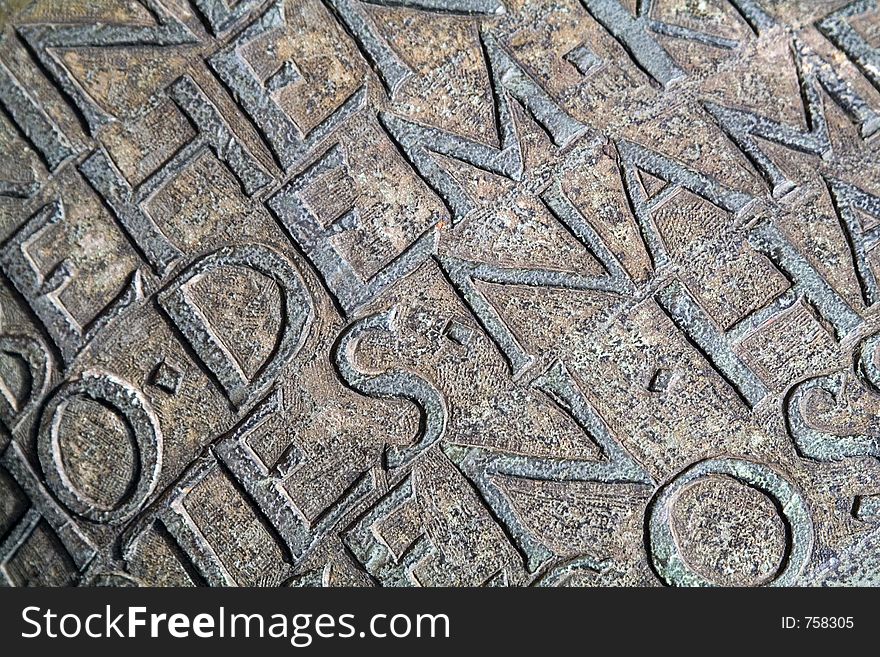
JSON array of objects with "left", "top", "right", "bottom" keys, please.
[{"left": 0, "top": 0, "right": 879, "bottom": 588}]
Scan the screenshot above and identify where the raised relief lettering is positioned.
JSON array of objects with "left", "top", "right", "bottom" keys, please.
[
  {"left": 380, "top": 30, "right": 588, "bottom": 224},
  {"left": 157, "top": 244, "right": 314, "bottom": 408},
  {"left": 704, "top": 39, "right": 880, "bottom": 198},
  {"left": 209, "top": 1, "right": 366, "bottom": 171}
]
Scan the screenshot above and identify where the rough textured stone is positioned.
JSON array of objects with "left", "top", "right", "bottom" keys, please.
[{"left": 0, "top": 0, "right": 878, "bottom": 587}]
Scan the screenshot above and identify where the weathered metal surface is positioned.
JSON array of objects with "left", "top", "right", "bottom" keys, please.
[{"left": 0, "top": 0, "right": 878, "bottom": 587}]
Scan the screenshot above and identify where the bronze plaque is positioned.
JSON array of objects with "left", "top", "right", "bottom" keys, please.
[{"left": 0, "top": 0, "right": 879, "bottom": 587}]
